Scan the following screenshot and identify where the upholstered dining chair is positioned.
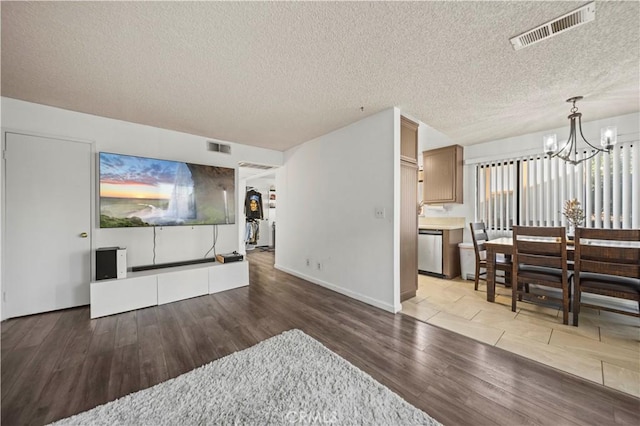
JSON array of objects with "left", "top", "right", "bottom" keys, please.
[
  {"left": 469, "top": 222, "right": 511, "bottom": 291},
  {"left": 511, "top": 226, "right": 570, "bottom": 325},
  {"left": 572, "top": 228, "right": 640, "bottom": 326}
]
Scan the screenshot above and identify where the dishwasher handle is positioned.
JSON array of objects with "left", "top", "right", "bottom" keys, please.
[{"left": 419, "top": 229, "right": 443, "bottom": 235}]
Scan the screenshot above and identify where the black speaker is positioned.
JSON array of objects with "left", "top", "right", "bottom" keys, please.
[{"left": 96, "top": 247, "right": 127, "bottom": 280}]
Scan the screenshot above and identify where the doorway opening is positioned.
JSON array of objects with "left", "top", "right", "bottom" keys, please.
[{"left": 238, "top": 164, "right": 279, "bottom": 258}]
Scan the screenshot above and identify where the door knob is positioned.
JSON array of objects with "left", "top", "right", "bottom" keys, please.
[{"left": 80, "top": 232, "right": 88, "bottom": 238}]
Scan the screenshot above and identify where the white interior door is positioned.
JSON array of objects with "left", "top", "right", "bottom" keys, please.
[{"left": 4, "top": 132, "right": 92, "bottom": 318}]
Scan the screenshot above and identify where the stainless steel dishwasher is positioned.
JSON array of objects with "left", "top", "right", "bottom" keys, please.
[{"left": 418, "top": 229, "right": 443, "bottom": 276}]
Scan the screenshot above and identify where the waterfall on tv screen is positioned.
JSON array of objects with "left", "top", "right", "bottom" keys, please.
[{"left": 166, "top": 162, "right": 195, "bottom": 221}]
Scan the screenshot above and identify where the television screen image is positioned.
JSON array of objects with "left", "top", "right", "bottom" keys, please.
[{"left": 99, "top": 152, "right": 235, "bottom": 228}]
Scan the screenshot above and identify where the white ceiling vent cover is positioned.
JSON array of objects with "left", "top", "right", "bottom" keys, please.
[
  {"left": 237, "top": 162, "right": 277, "bottom": 170},
  {"left": 510, "top": 1, "right": 596, "bottom": 50}
]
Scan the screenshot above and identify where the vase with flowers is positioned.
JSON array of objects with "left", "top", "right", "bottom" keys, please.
[{"left": 563, "top": 198, "right": 585, "bottom": 240}]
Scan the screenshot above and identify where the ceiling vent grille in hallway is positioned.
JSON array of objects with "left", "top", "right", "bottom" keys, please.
[
  {"left": 509, "top": 1, "right": 596, "bottom": 50},
  {"left": 237, "top": 162, "right": 277, "bottom": 170}
]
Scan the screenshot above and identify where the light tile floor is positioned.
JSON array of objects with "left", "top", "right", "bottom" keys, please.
[{"left": 402, "top": 274, "right": 640, "bottom": 398}]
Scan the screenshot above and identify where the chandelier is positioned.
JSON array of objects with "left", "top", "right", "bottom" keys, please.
[{"left": 543, "top": 96, "right": 617, "bottom": 165}]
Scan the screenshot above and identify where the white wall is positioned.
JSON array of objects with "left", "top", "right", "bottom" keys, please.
[
  {"left": 1, "top": 97, "right": 283, "bottom": 318},
  {"left": 420, "top": 112, "right": 640, "bottom": 241},
  {"left": 275, "top": 108, "right": 397, "bottom": 312},
  {"left": 418, "top": 123, "right": 454, "bottom": 153},
  {"left": 464, "top": 112, "right": 640, "bottom": 162}
]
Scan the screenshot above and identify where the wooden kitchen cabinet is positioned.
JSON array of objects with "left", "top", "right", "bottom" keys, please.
[
  {"left": 400, "top": 116, "right": 419, "bottom": 302},
  {"left": 442, "top": 228, "right": 463, "bottom": 279},
  {"left": 423, "top": 145, "right": 463, "bottom": 204},
  {"left": 400, "top": 116, "right": 418, "bottom": 163}
]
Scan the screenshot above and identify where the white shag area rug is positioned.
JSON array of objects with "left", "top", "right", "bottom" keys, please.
[{"left": 53, "top": 329, "right": 440, "bottom": 425}]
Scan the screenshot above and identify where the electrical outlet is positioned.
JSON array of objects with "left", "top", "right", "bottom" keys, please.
[
  {"left": 316, "top": 262, "right": 322, "bottom": 270},
  {"left": 306, "top": 258, "right": 310, "bottom": 267},
  {"left": 374, "top": 207, "right": 385, "bottom": 219}
]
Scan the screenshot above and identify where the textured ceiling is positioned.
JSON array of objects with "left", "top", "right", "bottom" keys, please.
[{"left": 1, "top": 1, "right": 639, "bottom": 151}]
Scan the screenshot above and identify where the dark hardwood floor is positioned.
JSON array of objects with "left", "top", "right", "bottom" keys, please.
[{"left": 2, "top": 250, "right": 639, "bottom": 425}]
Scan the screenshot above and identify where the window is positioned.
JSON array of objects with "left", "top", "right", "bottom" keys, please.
[
  {"left": 477, "top": 161, "right": 517, "bottom": 231},
  {"left": 476, "top": 143, "right": 638, "bottom": 230}
]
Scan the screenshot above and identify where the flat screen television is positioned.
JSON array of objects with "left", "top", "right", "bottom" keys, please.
[{"left": 99, "top": 152, "right": 235, "bottom": 228}]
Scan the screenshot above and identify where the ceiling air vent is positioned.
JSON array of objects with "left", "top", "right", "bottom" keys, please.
[
  {"left": 510, "top": 1, "right": 596, "bottom": 50},
  {"left": 237, "top": 162, "right": 277, "bottom": 170},
  {"left": 207, "top": 141, "right": 231, "bottom": 154}
]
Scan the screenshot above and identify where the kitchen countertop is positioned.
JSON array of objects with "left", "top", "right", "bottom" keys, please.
[
  {"left": 418, "top": 216, "right": 465, "bottom": 230},
  {"left": 419, "top": 224, "right": 465, "bottom": 230}
]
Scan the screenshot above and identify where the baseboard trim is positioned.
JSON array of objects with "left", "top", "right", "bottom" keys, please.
[{"left": 274, "top": 264, "right": 396, "bottom": 313}]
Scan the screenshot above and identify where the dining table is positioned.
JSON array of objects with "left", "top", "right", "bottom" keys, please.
[{"left": 484, "top": 237, "right": 575, "bottom": 303}]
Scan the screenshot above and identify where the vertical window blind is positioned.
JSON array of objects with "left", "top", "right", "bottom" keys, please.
[{"left": 476, "top": 143, "right": 638, "bottom": 230}]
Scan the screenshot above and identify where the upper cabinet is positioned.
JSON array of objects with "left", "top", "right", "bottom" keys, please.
[
  {"left": 423, "top": 145, "right": 463, "bottom": 204},
  {"left": 400, "top": 117, "right": 419, "bottom": 163}
]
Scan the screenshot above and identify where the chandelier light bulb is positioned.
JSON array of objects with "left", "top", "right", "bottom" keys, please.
[
  {"left": 543, "top": 134, "right": 557, "bottom": 155},
  {"left": 601, "top": 126, "right": 617, "bottom": 150}
]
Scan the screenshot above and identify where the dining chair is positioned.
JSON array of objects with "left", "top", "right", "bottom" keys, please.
[
  {"left": 469, "top": 222, "right": 511, "bottom": 291},
  {"left": 572, "top": 228, "right": 640, "bottom": 326},
  {"left": 511, "top": 226, "right": 570, "bottom": 324}
]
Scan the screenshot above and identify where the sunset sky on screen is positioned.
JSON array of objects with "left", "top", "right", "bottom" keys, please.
[{"left": 100, "top": 152, "right": 178, "bottom": 199}]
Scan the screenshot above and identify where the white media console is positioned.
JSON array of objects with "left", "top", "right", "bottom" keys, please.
[{"left": 90, "top": 260, "right": 249, "bottom": 318}]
